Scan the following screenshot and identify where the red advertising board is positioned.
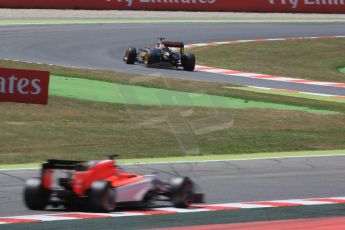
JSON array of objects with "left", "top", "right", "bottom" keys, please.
[
  {"left": 0, "top": 68, "right": 50, "bottom": 105},
  {"left": 0, "top": 0, "right": 344, "bottom": 13}
]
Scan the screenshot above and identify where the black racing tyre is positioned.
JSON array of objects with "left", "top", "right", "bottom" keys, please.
[
  {"left": 124, "top": 47, "right": 137, "bottom": 64},
  {"left": 24, "top": 178, "right": 50, "bottom": 210},
  {"left": 142, "top": 190, "right": 157, "bottom": 208},
  {"left": 64, "top": 198, "right": 81, "bottom": 211},
  {"left": 182, "top": 53, "right": 196, "bottom": 71},
  {"left": 169, "top": 177, "right": 194, "bottom": 208},
  {"left": 88, "top": 180, "right": 115, "bottom": 212},
  {"left": 64, "top": 201, "right": 76, "bottom": 211},
  {"left": 144, "top": 49, "right": 160, "bottom": 66}
]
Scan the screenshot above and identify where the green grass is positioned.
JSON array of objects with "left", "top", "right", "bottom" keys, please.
[
  {"left": 192, "top": 38, "right": 345, "bottom": 83},
  {"left": 339, "top": 66, "right": 345, "bottom": 74},
  {"left": 1, "top": 59, "right": 345, "bottom": 114},
  {"left": 1, "top": 149, "right": 345, "bottom": 170},
  {"left": 1, "top": 37, "right": 345, "bottom": 165},
  {"left": 50, "top": 75, "right": 337, "bottom": 114},
  {"left": 1, "top": 95, "right": 345, "bottom": 164}
]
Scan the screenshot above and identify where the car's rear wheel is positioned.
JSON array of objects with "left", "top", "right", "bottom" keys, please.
[
  {"left": 24, "top": 178, "right": 50, "bottom": 210},
  {"left": 89, "top": 180, "right": 115, "bottom": 212},
  {"left": 182, "top": 53, "right": 196, "bottom": 71},
  {"left": 169, "top": 177, "right": 194, "bottom": 208},
  {"left": 124, "top": 47, "right": 137, "bottom": 64}
]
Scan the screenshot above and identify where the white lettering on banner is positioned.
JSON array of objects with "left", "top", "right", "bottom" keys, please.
[
  {"left": 117, "top": 0, "right": 133, "bottom": 6},
  {"left": 0, "top": 76, "right": 5, "bottom": 93},
  {"left": 17, "top": 78, "right": 30, "bottom": 94},
  {"left": 8, "top": 75, "right": 17, "bottom": 94},
  {"left": 139, "top": 0, "right": 216, "bottom": 4},
  {"left": 112, "top": 0, "right": 216, "bottom": 6},
  {"left": 269, "top": 0, "right": 299, "bottom": 8},
  {"left": 269, "top": 0, "right": 344, "bottom": 8},
  {"left": 305, "top": 0, "right": 344, "bottom": 5},
  {"left": 0, "top": 76, "right": 42, "bottom": 95},
  {"left": 31, "top": 79, "right": 42, "bottom": 95}
]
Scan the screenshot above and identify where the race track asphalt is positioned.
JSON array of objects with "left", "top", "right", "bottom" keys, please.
[
  {"left": 0, "top": 22, "right": 345, "bottom": 95},
  {"left": 1, "top": 156, "right": 345, "bottom": 217},
  {"left": 0, "top": 21, "right": 345, "bottom": 218}
]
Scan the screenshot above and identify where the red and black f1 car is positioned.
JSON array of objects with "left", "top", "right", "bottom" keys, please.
[
  {"left": 24, "top": 155, "right": 203, "bottom": 212},
  {"left": 124, "top": 38, "right": 196, "bottom": 71}
]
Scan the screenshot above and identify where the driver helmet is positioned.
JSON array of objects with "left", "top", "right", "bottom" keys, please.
[{"left": 158, "top": 42, "right": 166, "bottom": 50}]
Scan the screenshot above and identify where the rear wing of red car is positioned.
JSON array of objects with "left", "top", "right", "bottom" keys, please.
[
  {"left": 42, "top": 159, "right": 86, "bottom": 170},
  {"left": 162, "top": 41, "right": 184, "bottom": 48}
]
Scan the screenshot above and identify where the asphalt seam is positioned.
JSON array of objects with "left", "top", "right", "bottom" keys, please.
[{"left": 2, "top": 196, "right": 345, "bottom": 225}]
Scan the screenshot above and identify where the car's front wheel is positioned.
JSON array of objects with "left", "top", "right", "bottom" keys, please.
[
  {"left": 169, "top": 177, "right": 194, "bottom": 208},
  {"left": 145, "top": 49, "right": 160, "bottom": 66},
  {"left": 142, "top": 190, "right": 157, "bottom": 208},
  {"left": 124, "top": 47, "right": 137, "bottom": 64}
]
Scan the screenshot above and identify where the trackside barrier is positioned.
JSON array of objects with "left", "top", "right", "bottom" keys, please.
[
  {"left": 0, "top": 0, "right": 344, "bottom": 13},
  {"left": 0, "top": 68, "right": 50, "bottom": 105}
]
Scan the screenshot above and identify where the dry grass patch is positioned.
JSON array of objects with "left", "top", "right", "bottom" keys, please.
[
  {"left": 192, "top": 38, "right": 345, "bottom": 83},
  {"left": 0, "top": 97, "right": 344, "bottom": 164}
]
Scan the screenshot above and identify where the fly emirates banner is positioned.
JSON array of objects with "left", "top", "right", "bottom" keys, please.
[
  {"left": 0, "top": 68, "right": 50, "bottom": 105},
  {"left": 0, "top": 0, "right": 344, "bottom": 13}
]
